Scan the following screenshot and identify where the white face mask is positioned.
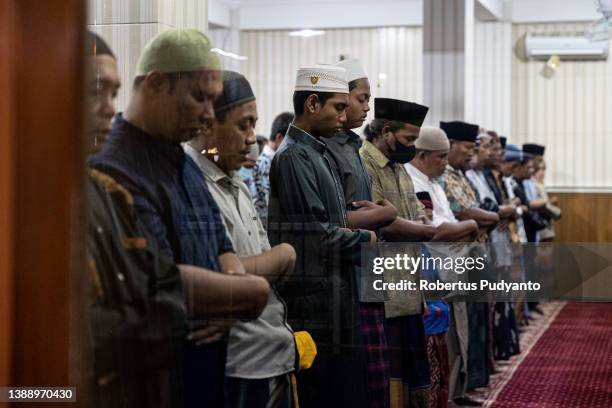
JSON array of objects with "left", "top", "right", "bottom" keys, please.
[{"left": 245, "top": 142, "right": 260, "bottom": 161}]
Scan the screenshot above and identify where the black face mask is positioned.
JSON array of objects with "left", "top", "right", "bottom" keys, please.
[{"left": 389, "top": 140, "right": 416, "bottom": 164}]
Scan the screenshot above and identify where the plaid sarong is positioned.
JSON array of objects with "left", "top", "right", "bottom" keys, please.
[{"left": 361, "top": 302, "right": 390, "bottom": 408}]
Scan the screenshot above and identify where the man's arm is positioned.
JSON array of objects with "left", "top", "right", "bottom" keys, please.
[
  {"left": 219, "top": 252, "right": 247, "bottom": 275},
  {"left": 239, "top": 243, "right": 296, "bottom": 284},
  {"left": 457, "top": 207, "right": 499, "bottom": 227},
  {"left": 528, "top": 198, "right": 548, "bottom": 210},
  {"left": 380, "top": 217, "right": 436, "bottom": 241},
  {"left": 179, "top": 264, "right": 270, "bottom": 320},
  {"left": 347, "top": 199, "right": 398, "bottom": 230},
  {"left": 431, "top": 220, "right": 478, "bottom": 241}
]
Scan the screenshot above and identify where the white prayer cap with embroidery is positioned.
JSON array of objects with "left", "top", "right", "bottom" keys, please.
[
  {"left": 334, "top": 59, "right": 367, "bottom": 82},
  {"left": 294, "top": 64, "right": 348, "bottom": 94}
]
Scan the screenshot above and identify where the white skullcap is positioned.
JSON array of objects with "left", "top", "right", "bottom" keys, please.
[
  {"left": 294, "top": 64, "right": 348, "bottom": 94},
  {"left": 334, "top": 59, "right": 367, "bottom": 82},
  {"left": 416, "top": 127, "right": 451, "bottom": 151}
]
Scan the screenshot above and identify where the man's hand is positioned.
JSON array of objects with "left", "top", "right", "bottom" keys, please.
[
  {"left": 418, "top": 215, "right": 432, "bottom": 225},
  {"left": 498, "top": 204, "right": 517, "bottom": 220},
  {"left": 187, "top": 319, "right": 235, "bottom": 346},
  {"left": 352, "top": 200, "right": 379, "bottom": 211}
]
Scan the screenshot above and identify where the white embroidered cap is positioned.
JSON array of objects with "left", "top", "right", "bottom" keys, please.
[{"left": 294, "top": 64, "right": 349, "bottom": 94}]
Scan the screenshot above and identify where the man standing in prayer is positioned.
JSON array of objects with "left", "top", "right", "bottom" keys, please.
[
  {"left": 322, "top": 60, "right": 398, "bottom": 408},
  {"left": 268, "top": 64, "right": 376, "bottom": 408},
  {"left": 89, "top": 29, "right": 273, "bottom": 408},
  {"left": 360, "top": 100, "right": 475, "bottom": 408},
  {"left": 184, "top": 70, "right": 298, "bottom": 408},
  {"left": 405, "top": 127, "right": 478, "bottom": 407},
  {"left": 85, "top": 32, "right": 271, "bottom": 407}
]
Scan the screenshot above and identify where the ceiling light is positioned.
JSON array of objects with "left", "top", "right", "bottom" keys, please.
[
  {"left": 288, "top": 29, "right": 325, "bottom": 38},
  {"left": 211, "top": 48, "right": 248, "bottom": 61},
  {"left": 378, "top": 72, "right": 387, "bottom": 80}
]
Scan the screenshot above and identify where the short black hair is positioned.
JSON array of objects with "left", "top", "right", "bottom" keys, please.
[
  {"left": 363, "top": 118, "right": 405, "bottom": 142},
  {"left": 87, "top": 31, "right": 115, "bottom": 59},
  {"left": 270, "top": 112, "right": 294, "bottom": 141},
  {"left": 348, "top": 79, "right": 359, "bottom": 92},
  {"left": 292, "top": 91, "right": 335, "bottom": 116}
]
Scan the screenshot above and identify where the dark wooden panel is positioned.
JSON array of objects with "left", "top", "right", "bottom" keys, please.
[
  {"left": 548, "top": 193, "right": 612, "bottom": 242},
  {"left": 0, "top": 0, "right": 17, "bottom": 395},
  {"left": 7, "top": 0, "right": 88, "bottom": 405}
]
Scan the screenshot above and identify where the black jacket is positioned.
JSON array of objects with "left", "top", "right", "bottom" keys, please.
[{"left": 87, "top": 169, "right": 186, "bottom": 407}]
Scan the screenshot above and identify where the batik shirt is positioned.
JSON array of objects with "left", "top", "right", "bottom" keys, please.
[
  {"left": 251, "top": 144, "right": 275, "bottom": 229},
  {"left": 440, "top": 165, "right": 480, "bottom": 216}
]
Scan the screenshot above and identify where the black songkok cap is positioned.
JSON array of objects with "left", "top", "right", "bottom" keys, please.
[
  {"left": 374, "top": 98, "right": 429, "bottom": 127},
  {"left": 440, "top": 121, "right": 480, "bottom": 143},
  {"left": 214, "top": 70, "right": 256, "bottom": 114},
  {"left": 522, "top": 143, "right": 545, "bottom": 156},
  {"left": 87, "top": 31, "right": 115, "bottom": 59},
  {"left": 499, "top": 136, "right": 507, "bottom": 148}
]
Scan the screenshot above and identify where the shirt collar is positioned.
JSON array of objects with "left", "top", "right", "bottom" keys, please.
[
  {"left": 446, "top": 164, "right": 462, "bottom": 175},
  {"left": 183, "top": 143, "right": 234, "bottom": 184},
  {"left": 330, "top": 132, "right": 349, "bottom": 145},
  {"left": 406, "top": 162, "right": 430, "bottom": 184},
  {"left": 362, "top": 140, "right": 390, "bottom": 169},
  {"left": 110, "top": 113, "right": 186, "bottom": 164},
  {"left": 286, "top": 124, "right": 327, "bottom": 154},
  {"left": 331, "top": 130, "right": 363, "bottom": 148}
]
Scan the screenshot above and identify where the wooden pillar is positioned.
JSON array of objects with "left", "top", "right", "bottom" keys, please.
[{"left": 0, "top": 0, "right": 87, "bottom": 406}]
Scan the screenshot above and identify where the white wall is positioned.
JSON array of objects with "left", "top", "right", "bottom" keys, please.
[
  {"left": 467, "top": 21, "right": 513, "bottom": 136},
  {"left": 240, "top": 27, "right": 424, "bottom": 136},
  {"left": 89, "top": 0, "right": 209, "bottom": 113},
  {"left": 512, "top": 23, "right": 612, "bottom": 188},
  {"left": 237, "top": 0, "right": 423, "bottom": 30}
]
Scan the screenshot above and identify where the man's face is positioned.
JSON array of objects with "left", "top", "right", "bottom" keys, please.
[
  {"left": 499, "top": 161, "right": 519, "bottom": 177},
  {"left": 345, "top": 78, "right": 370, "bottom": 129},
  {"left": 493, "top": 142, "right": 505, "bottom": 166},
  {"left": 87, "top": 55, "right": 120, "bottom": 148},
  {"left": 449, "top": 140, "right": 475, "bottom": 170},
  {"left": 310, "top": 93, "right": 348, "bottom": 137},
  {"left": 423, "top": 150, "right": 449, "bottom": 178},
  {"left": 392, "top": 123, "right": 420, "bottom": 149},
  {"left": 211, "top": 100, "right": 258, "bottom": 173},
  {"left": 476, "top": 135, "right": 493, "bottom": 166},
  {"left": 156, "top": 70, "right": 224, "bottom": 142},
  {"left": 514, "top": 161, "right": 534, "bottom": 179}
]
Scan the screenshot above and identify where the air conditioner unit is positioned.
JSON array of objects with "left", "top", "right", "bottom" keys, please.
[{"left": 524, "top": 33, "right": 609, "bottom": 60}]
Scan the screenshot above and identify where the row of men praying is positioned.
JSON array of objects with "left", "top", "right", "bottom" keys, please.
[{"left": 85, "top": 27, "right": 559, "bottom": 408}]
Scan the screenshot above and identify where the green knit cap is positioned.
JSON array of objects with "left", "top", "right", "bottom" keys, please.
[{"left": 135, "top": 29, "right": 222, "bottom": 76}]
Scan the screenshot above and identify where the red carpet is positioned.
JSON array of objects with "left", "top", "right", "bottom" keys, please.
[{"left": 489, "top": 303, "right": 612, "bottom": 408}]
